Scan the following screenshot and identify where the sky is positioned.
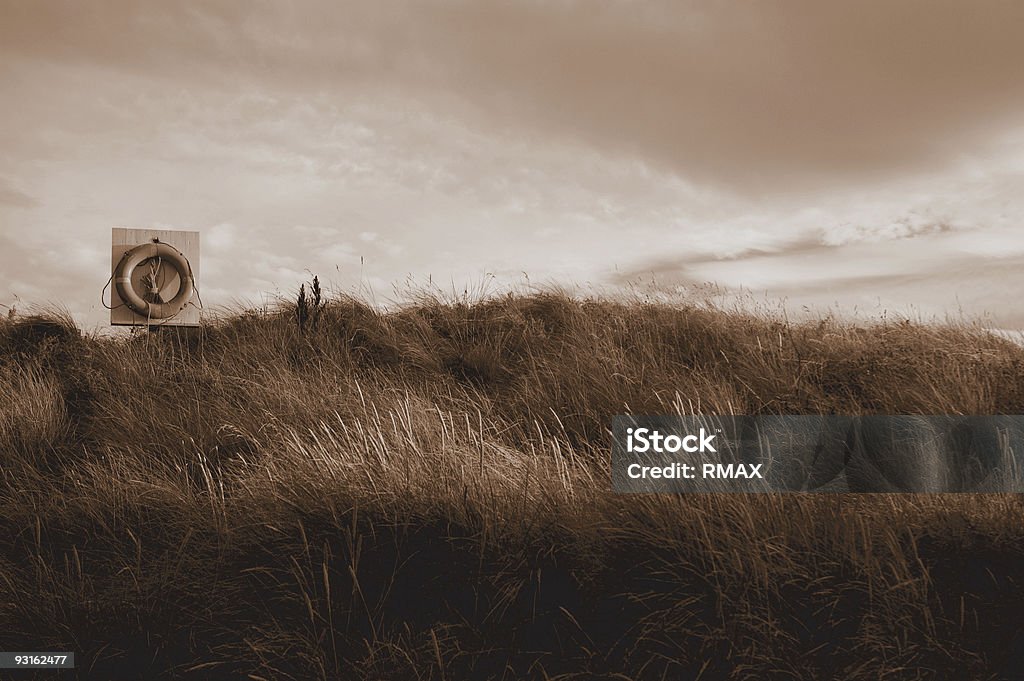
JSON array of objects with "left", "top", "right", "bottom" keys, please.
[{"left": 2, "top": 1, "right": 1024, "bottom": 329}]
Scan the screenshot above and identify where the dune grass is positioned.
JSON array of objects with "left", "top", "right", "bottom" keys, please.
[{"left": 2, "top": 291, "right": 1024, "bottom": 679}]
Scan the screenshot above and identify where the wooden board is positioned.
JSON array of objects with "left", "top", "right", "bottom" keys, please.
[{"left": 110, "top": 228, "right": 201, "bottom": 327}]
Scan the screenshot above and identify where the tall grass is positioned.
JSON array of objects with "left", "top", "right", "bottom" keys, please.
[
  {"left": 1, "top": 292, "right": 1024, "bottom": 679},
  {"left": 0, "top": 363, "right": 68, "bottom": 466}
]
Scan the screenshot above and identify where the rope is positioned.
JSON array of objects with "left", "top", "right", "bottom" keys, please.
[
  {"left": 100, "top": 272, "right": 125, "bottom": 310},
  {"left": 144, "top": 257, "right": 166, "bottom": 304},
  {"left": 102, "top": 246, "right": 139, "bottom": 310},
  {"left": 145, "top": 249, "right": 203, "bottom": 328}
]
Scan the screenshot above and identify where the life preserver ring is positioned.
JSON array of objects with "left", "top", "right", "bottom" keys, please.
[{"left": 114, "top": 241, "right": 194, "bottom": 319}]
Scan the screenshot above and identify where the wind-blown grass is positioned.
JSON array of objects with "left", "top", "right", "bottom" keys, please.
[{"left": 2, "top": 291, "right": 1024, "bottom": 679}]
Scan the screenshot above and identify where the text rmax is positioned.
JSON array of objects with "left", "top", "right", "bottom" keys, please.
[{"left": 626, "top": 462, "right": 764, "bottom": 479}]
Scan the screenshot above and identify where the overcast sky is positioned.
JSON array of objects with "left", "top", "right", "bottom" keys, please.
[{"left": 2, "top": 1, "right": 1024, "bottom": 329}]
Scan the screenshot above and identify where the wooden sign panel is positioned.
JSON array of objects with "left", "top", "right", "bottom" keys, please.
[{"left": 110, "top": 228, "right": 201, "bottom": 327}]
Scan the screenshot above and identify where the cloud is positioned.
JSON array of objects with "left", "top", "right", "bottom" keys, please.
[
  {"left": 0, "top": 180, "right": 37, "bottom": 208},
  {"left": 821, "top": 217, "right": 956, "bottom": 247},
  {"left": 413, "top": 0, "right": 1024, "bottom": 193},
  {"left": 206, "top": 222, "right": 240, "bottom": 253},
  {"left": 0, "top": 227, "right": 102, "bottom": 327},
  {"left": 619, "top": 244, "right": 1024, "bottom": 329},
  {"left": 4, "top": 1, "right": 1024, "bottom": 195},
  {"left": 2, "top": 1, "right": 1023, "bottom": 328}
]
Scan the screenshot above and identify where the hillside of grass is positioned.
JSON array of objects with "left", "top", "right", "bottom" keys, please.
[{"left": 3, "top": 292, "right": 1024, "bottom": 680}]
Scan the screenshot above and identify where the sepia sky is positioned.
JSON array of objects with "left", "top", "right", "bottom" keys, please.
[{"left": 2, "top": 1, "right": 1024, "bottom": 329}]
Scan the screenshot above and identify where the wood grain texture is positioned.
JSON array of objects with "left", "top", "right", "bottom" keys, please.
[{"left": 110, "top": 228, "right": 201, "bottom": 327}]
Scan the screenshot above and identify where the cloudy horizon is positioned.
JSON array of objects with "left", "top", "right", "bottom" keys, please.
[{"left": 2, "top": 1, "right": 1024, "bottom": 329}]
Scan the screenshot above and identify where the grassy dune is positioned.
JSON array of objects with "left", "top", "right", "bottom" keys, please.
[{"left": 2, "top": 292, "right": 1024, "bottom": 679}]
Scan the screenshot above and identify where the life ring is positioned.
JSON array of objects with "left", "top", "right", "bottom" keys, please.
[{"left": 114, "top": 241, "right": 194, "bottom": 319}]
